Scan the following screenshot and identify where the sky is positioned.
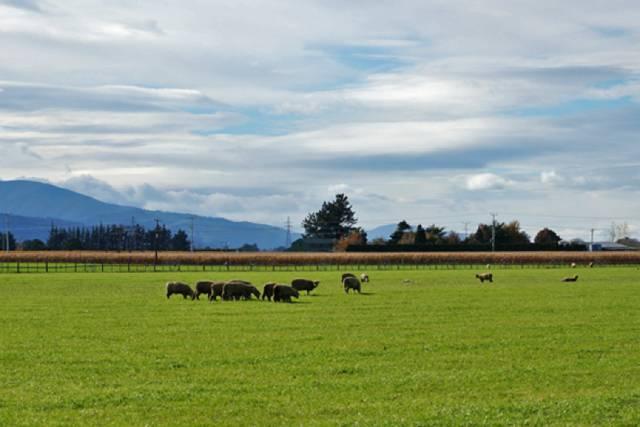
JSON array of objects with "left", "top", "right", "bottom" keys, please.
[{"left": 1, "top": 0, "right": 639, "bottom": 241}]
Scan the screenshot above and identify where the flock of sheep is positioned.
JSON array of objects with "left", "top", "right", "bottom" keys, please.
[
  {"left": 166, "top": 262, "right": 589, "bottom": 302},
  {"left": 166, "top": 273, "right": 370, "bottom": 302}
]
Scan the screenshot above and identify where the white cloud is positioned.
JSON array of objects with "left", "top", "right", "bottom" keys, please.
[
  {"left": 541, "top": 171, "right": 564, "bottom": 185},
  {"left": 465, "top": 173, "right": 512, "bottom": 191}
]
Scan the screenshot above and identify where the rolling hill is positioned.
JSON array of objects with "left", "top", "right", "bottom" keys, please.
[{"left": 0, "top": 180, "right": 298, "bottom": 249}]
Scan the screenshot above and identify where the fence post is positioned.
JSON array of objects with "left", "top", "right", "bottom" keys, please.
[{"left": 17, "top": 262, "right": 20, "bottom": 274}]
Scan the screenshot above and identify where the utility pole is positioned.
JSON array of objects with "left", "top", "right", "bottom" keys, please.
[
  {"left": 490, "top": 213, "right": 498, "bottom": 252},
  {"left": 154, "top": 218, "right": 160, "bottom": 268},
  {"left": 590, "top": 228, "right": 595, "bottom": 251},
  {"left": 285, "top": 216, "right": 292, "bottom": 248},
  {"left": 190, "top": 216, "right": 195, "bottom": 252}
]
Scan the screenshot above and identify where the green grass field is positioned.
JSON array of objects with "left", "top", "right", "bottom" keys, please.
[{"left": 1, "top": 268, "right": 639, "bottom": 426}]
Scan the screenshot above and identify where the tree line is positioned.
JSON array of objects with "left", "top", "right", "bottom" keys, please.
[
  {"left": 12, "top": 224, "right": 192, "bottom": 251},
  {"left": 292, "top": 193, "right": 587, "bottom": 251}
]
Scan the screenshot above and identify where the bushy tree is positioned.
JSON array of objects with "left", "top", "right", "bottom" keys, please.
[
  {"left": 471, "top": 220, "right": 530, "bottom": 245},
  {"left": 389, "top": 220, "right": 412, "bottom": 244},
  {"left": 425, "top": 224, "right": 446, "bottom": 244},
  {"left": 171, "top": 229, "right": 191, "bottom": 251},
  {"left": 22, "top": 239, "right": 46, "bottom": 251},
  {"left": 414, "top": 224, "right": 427, "bottom": 245},
  {"left": 534, "top": 228, "right": 561, "bottom": 245},
  {"left": 302, "top": 194, "right": 357, "bottom": 240},
  {"left": 334, "top": 228, "right": 368, "bottom": 251},
  {"left": 445, "top": 231, "right": 461, "bottom": 245},
  {"left": 0, "top": 232, "right": 17, "bottom": 251}
]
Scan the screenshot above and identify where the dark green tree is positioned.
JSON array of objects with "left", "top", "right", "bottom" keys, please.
[
  {"left": 302, "top": 194, "right": 357, "bottom": 240},
  {"left": 171, "top": 229, "right": 191, "bottom": 251},
  {"left": 534, "top": 228, "right": 561, "bottom": 245},
  {"left": 22, "top": 239, "right": 47, "bottom": 251},
  {"left": 425, "top": 224, "right": 446, "bottom": 244},
  {"left": 389, "top": 220, "right": 412, "bottom": 244},
  {"left": 414, "top": 224, "right": 427, "bottom": 245},
  {"left": 0, "top": 232, "right": 17, "bottom": 251},
  {"left": 471, "top": 220, "right": 530, "bottom": 245}
]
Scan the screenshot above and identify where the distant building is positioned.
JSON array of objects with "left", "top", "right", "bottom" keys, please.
[{"left": 589, "top": 242, "right": 637, "bottom": 252}]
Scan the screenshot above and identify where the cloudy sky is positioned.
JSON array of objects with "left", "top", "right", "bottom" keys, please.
[{"left": 1, "top": 0, "right": 639, "bottom": 240}]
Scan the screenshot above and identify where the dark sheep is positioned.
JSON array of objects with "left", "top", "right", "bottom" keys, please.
[
  {"left": 291, "top": 278, "right": 319, "bottom": 295},
  {"left": 208, "top": 282, "right": 227, "bottom": 302},
  {"left": 273, "top": 284, "right": 299, "bottom": 303},
  {"left": 475, "top": 273, "right": 493, "bottom": 283},
  {"left": 166, "top": 282, "right": 195, "bottom": 300},
  {"left": 341, "top": 273, "right": 356, "bottom": 282},
  {"left": 222, "top": 281, "right": 260, "bottom": 301},
  {"left": 262, "top": 282, "right": 276, "bottom": 301},
  {"left": 343, "top": 276, "right": 361, "bottom": 294},
  {"left": 562, "top": 275, "right": 579, "bottom": 282},
  {"left": 195, "top": 280, "right": 215, "bottom": 300}
]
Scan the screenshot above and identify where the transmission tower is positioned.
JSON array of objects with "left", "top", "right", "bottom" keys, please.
[{"left": 285, "top": 216, "right": 292, "bottom": 248}]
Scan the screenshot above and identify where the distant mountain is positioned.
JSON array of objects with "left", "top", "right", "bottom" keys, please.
[
  {"left": 366, "top": 223, "right": 403, "bottom": 241},
  {"left": 0, "top": 180, "right": 299, "bottom": 249}
]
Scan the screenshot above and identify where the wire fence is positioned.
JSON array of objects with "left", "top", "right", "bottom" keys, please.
[{"left": 0, "top": 261, "right": 635, "bottom": 274}]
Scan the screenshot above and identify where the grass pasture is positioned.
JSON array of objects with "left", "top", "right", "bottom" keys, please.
[{"left": 1, "top": 268, "right": 639, "bottom": 425}]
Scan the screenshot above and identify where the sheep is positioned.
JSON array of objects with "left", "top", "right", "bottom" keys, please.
[
  {"left": 262, "top": 282, "right": 276, "bottom": 301},
  {"left": 588, "top": 262, "right": 594, "bottom": 268},
  {"left": 273, "top": 284, "right": 299, "bottom": 303},
  {"left": 561, "top": 275, "right": 579, "bottom": 282},
  {"left": 360, "top": 273, "right": 369, "bottom": 283},
  {"left": 208, "top": 281, "right": 227, "bottom": 302},
  {"left": 475, "top": 273, "right": 493, "bottom": 283},
  {"left": 166, "top": 282, "right": 195, "bottom": 300},
  {"left": 291, "top": 278, "right": 319, "bottom": 295},
  {"left": 341, "top": 273, "right": 357, "bottom": 282},
  {"left": 195, "top": 280, "right": 216, "bottom": 300},
  {"left": 343, "top": 276, "right": 361, "bottom": 294},
  {"left": 222, "top": 281, "right": 260, "bottom": 301},
  {"left": 571, "top": 262, "right": 577, "bottom": 268}
]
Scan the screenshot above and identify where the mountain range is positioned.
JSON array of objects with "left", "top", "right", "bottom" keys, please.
[{"left": 0, "top": 180, "right": 299, "bottom": 249}]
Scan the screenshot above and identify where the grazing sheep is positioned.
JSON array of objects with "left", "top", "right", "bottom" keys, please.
[
  {"left": 166, "top": 282, "right": 195, "bottom": 300},
  {"left": 562, "top": 275, "right": 579, "bottom": 282},
  {"left": 273, "top": 284, "right": 299, "bottom": 303},
  {"left": 360, "top": 273, "right": 369, "bottom": 283},
  {"left": 262, "top": 282, "right": 277, "bottom": 301},
  {"left": 208, "top": 282, "right": 227, "bottom": 302},
  {"left": 195, "top": 280, "right": 215, "bottom": 300},
  {"left": 475, "top": 273, "right": 493, "bottom": 283},
  {"left": 222, "top": 281, "right": 260, "bottom": 301},
  {"left": 343, "top": 276, "right": 361, "bottom": 294},
  {"left": 291, "top": 278, "right": 320, "bottom": 295},
  {"left": 341, "top": 273, "right": 356, "bottom": 281},
  {"left": 571, "top": 262, "right": 577, "bottom": 268}
]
